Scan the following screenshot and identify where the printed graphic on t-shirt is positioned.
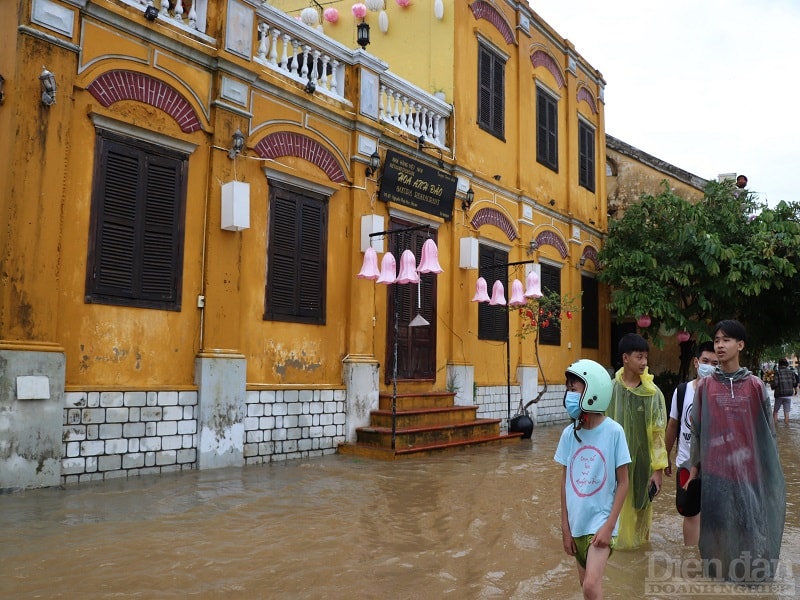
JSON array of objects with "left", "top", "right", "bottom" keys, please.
[{"left": 569, "top": 445, "right": 608, "bottom": 497}]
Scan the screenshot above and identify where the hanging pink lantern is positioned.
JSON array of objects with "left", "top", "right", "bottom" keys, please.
[
  {"left": 396, "top": 250, "right": 420, "bottom": 284},
  {"left": 357, "top": 247, "right": 380, "bottom": 280},
  {"left": 524, "top": 270, "right": 543, "bottom": 298},
  {"left": 472, "top": 277, "right": 490, "bottom": 302},
  {"left": 508, "top": 279, "right": 526, "bottom": 306},
  {"left": 636, "top": 315, "right": 652, "bottom": 328},
  {"left": 676, "top": 331, "right": 691, "bottom": 343},
  {"left": 417, "top": 238, "right": 443, "bottom": 274},
  {"left": 376, "top": 252, "right": 397, "bottom": 285},
  {"left": 323, "top": 7, "right": 340, "bottom": 22},
  {"left": 489, "top": 280, "right": 506, "bottom": 306},
  {"left": 352, "top": 3, "right": 367, "bottom": 18},
  {"left": 396, "top": 0, "right": 411, "bottom": 6}
]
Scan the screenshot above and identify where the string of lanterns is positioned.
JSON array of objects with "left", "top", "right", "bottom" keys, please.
[
  {"left": 357, "top": 238, "right": 443, "bottom": 284},
  {"left": 472, "top": 270, "right": 542, "bottom": 306}
]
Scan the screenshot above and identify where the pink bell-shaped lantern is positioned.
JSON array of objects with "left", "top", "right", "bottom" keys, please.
[
  {"left": 417, "top": 238, "right": 444, "bottom": 274},
  {"left": 676, "top": 331, "right": 691, "bottom": 343},
  {"left": 376, "top": 252, "right": 397, "bottom": 285},
  {"left": 524, "top": 270, "right": 543, "bottom": 298},
  {"left": 357, "top": 247, "right": 380, "bottom": 280},
  {"left": 508, "top": 279, "right": 526, "bottom": 306},
  {"left": 396, "top": 250, "right": 420, "bottom": 284},
  {"left": 637, "top": 315, "right": 652, "bottom": 328},
  {"left": 489, "top": 280, "right": 506, "bottom": 306},
  {"left": 472, "top": 277, "right": 490, "bottom": 302}
]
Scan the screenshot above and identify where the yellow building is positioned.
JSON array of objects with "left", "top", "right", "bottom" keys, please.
[{"left": 1, "top": 0, "right": 609, "bottom": 490}]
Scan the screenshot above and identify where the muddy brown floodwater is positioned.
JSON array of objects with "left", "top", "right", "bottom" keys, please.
[{"left": 2, "top": 418, "right": 799, "bottom": 599}]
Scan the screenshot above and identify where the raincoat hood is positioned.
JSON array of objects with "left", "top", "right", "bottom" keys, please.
[{"left": 614, "top": 366, "right": 658, "bottom": 396}]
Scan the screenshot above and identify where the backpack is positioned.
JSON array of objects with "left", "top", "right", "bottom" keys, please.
[{"left": 668, "top": 382, "right": 688, "bottom": 438}]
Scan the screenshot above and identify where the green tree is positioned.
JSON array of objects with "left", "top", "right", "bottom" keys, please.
[{"left": 598, "top": 180, "right": 800, "bottom": 375}]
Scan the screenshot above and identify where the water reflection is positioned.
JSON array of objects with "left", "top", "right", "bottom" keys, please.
[{"left": 2, "top": 416, "right": 799, "bottom": 599}]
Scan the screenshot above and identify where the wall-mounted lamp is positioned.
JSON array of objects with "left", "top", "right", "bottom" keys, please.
[
  {"left": 228, "top": 128, "right": 245, "bottom": 160},
  {"left": 0, "top": 73, "right": 5, "bottom": 105},
  {"left": 417, "top": 135, "right": 425, "bottom": 151},
  {"left": 548, "top": 198, "right": 556, "bottom": 206},
  {"left": 493, "top": 174, "right": 501, "bottom": 181},
  {"left": 579, "top": 256, "right": 586, "bottom": 267},
  {"left": 39, "top": 66, "right": 56, "bottom": 107},
  {"left": 304, "top": 78, "right": 316, "bottom": 94},
  {"left": 527, "top": 239, "right": 538, "bottom": 256},
  {"left": 462, "top": 187, "right": 475, "bottom": 212},
  {"left": 144, "top": 1, "right": 159, "bottom": 21},
  {"left": 365, "top": 151, "right": 381, "bottom": 177},
  {"left": 357, "top": 20, "right": 370, "bottom": 49}
]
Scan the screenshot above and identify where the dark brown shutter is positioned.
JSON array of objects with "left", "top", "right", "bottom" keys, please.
[
  {"left": 579, "top": 122, "right": 596, "bottom": 192},
  {"left": 539, "top": 264, "right": 561, "bottom": 345},
  {"left": 581, "top": 275, "right": 599, "bottom": 349},
  {"left": 478, "top": 245, "right": 508, "bottom": 341},
  {"left": 537, "top": 90, "right": 558, "bottom": 171}
]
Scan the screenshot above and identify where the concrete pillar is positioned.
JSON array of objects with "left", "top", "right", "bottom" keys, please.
[
  {"left": 516, "top": 365, "right": 539, "bottom": 424},
  {"left": 0, "top": 343, "right": 65, "bottom": 491},
  {"left": 342, "top": 355, "right": 379, "bottom": 442},
  {"left": 195, "top": 352, "right": 246, "bottom": 469},
  {"left": 447, "top": 363, "right": 474, "bottom": 406}
]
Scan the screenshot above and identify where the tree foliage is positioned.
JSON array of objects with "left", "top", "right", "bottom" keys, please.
[{"left": 598, "top": 180, "right": 800, "bottom": 367}]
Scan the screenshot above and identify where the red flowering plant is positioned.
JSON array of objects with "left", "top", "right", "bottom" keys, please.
[{"left": 512, "top": 291, "right": 581, "bottom": 407}]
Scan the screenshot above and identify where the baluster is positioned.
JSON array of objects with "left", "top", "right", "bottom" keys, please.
[
  {"left": 331, "top": 59, "right": 342, "bottom": 96},
  {"left": 401, "top": 96, "right": 410, "bottom": 129},
  {"left": 379, "top": 84, "right": 386, "bottom": 120},
  {"left": 300, "top": 46, "right": 310, "bottom": 80},
  {"left": 389, "top": 89, "right": 399, "bottom": 124},
  {"left": 423, "top": 108, "right": 432, "bottom": 139},
  {"left": 279, "top": 34, "right": 290, "bottom": 72},
  {"left": 160, "top": 0, "right": 169, "bottom": 18},
  {"left": 289, "top": 41, "right": 301, "bottom": 76},
  {"left": 433, "top": 114, "right": 442, "bottom": 143},
  {"left": 411, "top": 103, "right": 421, "bottom": 135},
  {"left": 174, "top": 0, "right": 184, "bottom": 22},
  {"left": 320, "top": 55, "right": 331, "bottom": 91},
  {"left": 310, "top": 49, "right": 321, "bottom": 85},
  {"left": 188, "top": 2, "right": 197, "bottom": 29},
  {"left": 268, "top": 29, "right": 280, "bottom": 66},
  {"left": 256, "top": 23, "right": 268, "bottom": 63}
]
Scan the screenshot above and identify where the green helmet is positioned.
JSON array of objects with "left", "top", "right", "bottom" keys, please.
[{"left": 565, "top": 359, "right": 613, "bottom": 414}]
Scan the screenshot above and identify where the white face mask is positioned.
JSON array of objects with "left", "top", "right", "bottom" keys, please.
[
  {"left": 697, "top": 363, "right": 716, "bottom": 378},
  {"left": 564, "top": 391, "right": 582, "bottom": 420}
]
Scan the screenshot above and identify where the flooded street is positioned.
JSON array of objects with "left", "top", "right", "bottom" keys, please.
[{"left": 3, "top": 416, "right": 800, "bottom": 599}]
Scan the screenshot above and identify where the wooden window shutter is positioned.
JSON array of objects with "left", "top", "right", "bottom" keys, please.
[
  {"left": 581, "top": 275, "right": 599, "bottom": 349},
  {"left": 478, "top": 245, "right": 508, "bottom": 341},
  {"left": 538, "top": 263, "right": 561, "bottom": 345},
  {"left": 579, "top": 122, "right": 596, "bottom": 192}
]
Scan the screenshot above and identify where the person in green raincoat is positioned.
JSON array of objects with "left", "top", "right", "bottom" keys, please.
[{"left": 607, "top": 333, "right": 668, "bottom": 549}]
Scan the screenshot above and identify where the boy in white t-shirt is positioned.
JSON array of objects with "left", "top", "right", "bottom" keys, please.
[
  {"left": 555, "top": 359, "right": 631, "bottom": 599},
  {"left": 665, "top": 341, "right": 718, "bottom": 546}
]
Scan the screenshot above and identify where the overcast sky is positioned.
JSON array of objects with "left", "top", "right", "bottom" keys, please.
[{"left": 531, "top": 1, "right": 800, "bottom": 206}]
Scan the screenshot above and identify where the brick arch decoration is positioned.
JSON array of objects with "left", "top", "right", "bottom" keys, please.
[
  {"left": 469, "top": 207, "right": 518, "bottom": 241},
  {"left": 254, "top": 132, "right": 347, "bottom": 183},
  {"left": 87, "top": 70, "right": 202, "bottom": 133},
  {"left": 580, "top": 245, "right": 599, "bottom": 268},
  {"left": 577, "top": 86, "right": 598, "bottom": 114},
  {"left": 530, "top": 50, "right": 565, "bottom": 89},
  {"left": 470, "top": 1, "right": 516, "bottom": 45},
  {"left": 534, "top": 230, "right": 568, "bottom": 258}
]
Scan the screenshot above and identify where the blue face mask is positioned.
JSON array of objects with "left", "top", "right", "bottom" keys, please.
[
  {"left": 697, "top": 364, "right": 716, "bottom": 378},
  {"left": 564, "top": 391, "right": 582, "bottom": 420}
]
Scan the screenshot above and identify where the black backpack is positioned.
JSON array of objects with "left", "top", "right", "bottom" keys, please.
[{"left": 668, "top": 382, "right": 688, "bottom": 438}]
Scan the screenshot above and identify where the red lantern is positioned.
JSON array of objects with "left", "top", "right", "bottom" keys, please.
[
  {"left": 676, "top": 331, "right": 691, "bottom": 343},
  {"left": 636, "top": 315, "right": 651, "bottom": 328}
]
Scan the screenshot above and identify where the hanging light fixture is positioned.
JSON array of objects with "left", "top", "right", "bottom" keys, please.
[
  {"left": 417, "top": 238, "right": 443, "bottom": 274},
  {"left": 357, "top": 247, "right": 380, "bottom": 280},
  {"left": 524, "top": 269, "right": 543, "bottom": 298},
  {"left": 39, "top": 66, "right": 56, "bottom": 106},
  {"left": 376, "top": 252, "right": 397, "bottom": 285},
  {"left": 472, "top": 277, "right": 490, "bottom": 302},
  {"left": 462, "top": 187, "right": 474, "bottom": 212},
  {"left": 508, "top": 279, "right": 526, "bottom": 306},
  {"left": 365, "top": 151, "right": 381, "bottom": 176},
  {"left": 228, "top": 128, "right": 245, "bottom": 159},
  {"left": 396, "top": 250, "right": 420, "bottom": 284},
  {"left": 489, "top": 280, "right": 506, "bottom": 306},
  {"left": 357, "top": 20, "right": 371, "bottom": 48}
]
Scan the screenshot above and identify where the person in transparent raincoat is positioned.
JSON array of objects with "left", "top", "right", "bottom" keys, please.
[
  {"left": 606, "top": 333, "right": 668, "bottom": 550},
  {"left": 688, "top": 320, "right": 786, "bottom": 582}
]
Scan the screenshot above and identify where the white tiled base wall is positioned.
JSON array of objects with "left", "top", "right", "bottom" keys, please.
[
  {"left": 474, "top": 383, "right": 569, "bottom": 426},
  {"left": 243, "top": 389, "right": 347, "bottom": 464},
  {"left": 62, "top": 390, "right": 198, "bottom": 485}
]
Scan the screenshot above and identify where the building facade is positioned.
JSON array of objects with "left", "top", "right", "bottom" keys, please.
[{"left": 1, "top": 0, "right": 610, "bottom": 490}]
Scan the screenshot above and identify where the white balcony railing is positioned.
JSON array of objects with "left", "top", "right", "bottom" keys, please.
[{"left": 379, "top": 71, "right": 450, "bottom": 148}]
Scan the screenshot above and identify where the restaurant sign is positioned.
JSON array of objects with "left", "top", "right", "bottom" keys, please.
[{"left": 378, "top": 150, "right": 457, "bottom": 220}]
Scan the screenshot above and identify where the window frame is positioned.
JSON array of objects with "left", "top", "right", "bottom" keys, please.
[
  {"left": 85, "top": 129, "right": 188, "bottom": 311},
  {"left": 477, "top": 42, "right": 506, "bottom": 140},
  {"left": 536, "top": 86, "right": 559, "bottom": 172},
  {"left": 264, "top": 179, "right": 329, "bottom": 325},
  {"left": 578, "top": 119, "right": 596, "bottom": 192}
]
